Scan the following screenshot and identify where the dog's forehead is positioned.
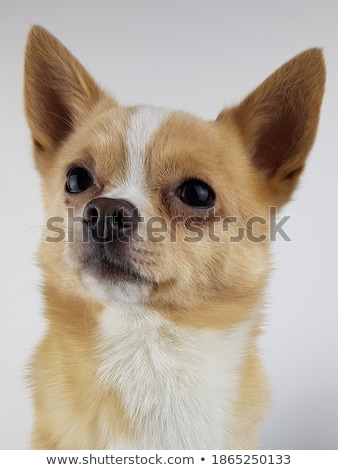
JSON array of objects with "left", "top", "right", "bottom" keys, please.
[
  {"left": 125, "top": 105, "right": 172, "bottom": 187},
  {"left": 104, "top": 105, "right": 171, "bottom": 203},
  {"left": 102, "top": 105, "right": 242, "bottom": 212},
  {"left": 126, "top": 105, "right": 172, "bottom": 158}
]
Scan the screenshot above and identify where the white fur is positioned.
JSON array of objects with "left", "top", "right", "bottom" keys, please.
[
  {"left": 98, "top": 304, "right": 253, "bottom": 449},
  {"left": 82, "top": 274, "right": 151, "bottom": 304},
  {"left": 105, "top": 105, "right": 171, "bottom": 213}
]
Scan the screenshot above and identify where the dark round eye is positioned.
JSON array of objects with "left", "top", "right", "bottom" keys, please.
[
  {"left": 66, "top": 166, "right": 94, "bottom": 194},
  {"left": 177, "top": 179, "right": 215, "bottom": 208}
]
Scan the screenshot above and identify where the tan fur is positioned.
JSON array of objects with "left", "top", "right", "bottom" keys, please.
[{"left": 24, "top": 25, "right": 325, "bottom": 449}]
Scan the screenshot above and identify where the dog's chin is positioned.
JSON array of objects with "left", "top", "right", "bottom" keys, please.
[{"left": 81, "top": 263, "right": 152, "bottom": 305}]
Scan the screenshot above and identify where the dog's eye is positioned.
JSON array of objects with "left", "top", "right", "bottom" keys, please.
[
  {"left": 177, "top": 179, "right": 215, "bottom": 208},
  {"left": 66, "top": 166, "right": 94, "bottom": 193}
]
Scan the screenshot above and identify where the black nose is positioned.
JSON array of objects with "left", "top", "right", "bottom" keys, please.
[{"left": 83, "top": 197, "right": 139, "bottom": 242}]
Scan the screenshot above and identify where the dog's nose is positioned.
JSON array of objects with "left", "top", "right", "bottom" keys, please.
[{"left": 83, "top": 197, "right": 139, "bottom": 242}]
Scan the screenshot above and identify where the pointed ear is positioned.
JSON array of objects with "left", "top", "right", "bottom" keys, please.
[
  {"left": 217, "top": 49, "right": 325, "bottom": 205},
  {"left": 24, "top": 26, "right": 108, "bottom": 153}
]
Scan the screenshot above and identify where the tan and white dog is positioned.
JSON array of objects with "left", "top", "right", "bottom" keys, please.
[{"left": 24, "top": 25, "right": 325, "bottom": 449}]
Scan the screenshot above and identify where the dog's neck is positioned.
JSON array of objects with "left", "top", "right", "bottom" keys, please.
[{"left": 97, "top": 302, "right": 257, "bottom": 449}]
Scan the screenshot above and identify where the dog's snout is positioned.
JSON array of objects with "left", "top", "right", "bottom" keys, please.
[{"left": 83, "top": 197, "right": 139, "bottom": 242}]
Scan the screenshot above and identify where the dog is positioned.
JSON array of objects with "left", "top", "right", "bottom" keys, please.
[{"left": 24, "top": 25, "right": 325, "bottom": 449}]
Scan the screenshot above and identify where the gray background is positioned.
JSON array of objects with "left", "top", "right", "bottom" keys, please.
[{"left": 1, "top": 0, "right": 337, "bottom": 449}]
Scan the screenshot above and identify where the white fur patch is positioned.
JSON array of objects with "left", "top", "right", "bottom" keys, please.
[
  {"left": 98, "top": 305, "right": 252, "bottom": 449},
  {"left": 82, "top": 274, "right": 151, "bottom": 305},
  {"left": 105, "top": 106, "right": 171, "bottom": 212}
]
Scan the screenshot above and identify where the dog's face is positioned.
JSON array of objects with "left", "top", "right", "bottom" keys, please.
[
  {"left": 24, "top": 27, "right": 325, "bottom": 327},
  {"left": 35, "top": 103, "right": 272, "bottom": 317},
  {"left": 44, "top": 105, "right": 272, "bottom": 314}
]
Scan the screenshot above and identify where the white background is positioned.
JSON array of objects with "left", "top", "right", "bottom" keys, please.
[{"left": 1, "top": 0, "right": 337, "bottom": 449}]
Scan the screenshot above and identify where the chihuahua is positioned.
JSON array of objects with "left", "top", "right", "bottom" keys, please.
[{"left": 24, "top": 26, "right": 325, "bottom": 449}]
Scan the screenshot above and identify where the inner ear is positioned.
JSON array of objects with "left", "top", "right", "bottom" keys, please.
[
  {"left": 251, "top": 95, "right": 307, "bottom": 179},
  {"left": 33, "top": 73, "right": 74, "bottom": 149}
]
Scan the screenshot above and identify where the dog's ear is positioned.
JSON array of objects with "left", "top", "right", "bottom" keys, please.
[
  {"left": 24, "top": 26, "right": 107, "bottom": 154},
  {"left": 217, "top": 49, "right": 325, "bottom": 205}
]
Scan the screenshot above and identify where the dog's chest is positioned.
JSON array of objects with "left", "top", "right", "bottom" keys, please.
[{"left": 98, "top": 305, "right": 251, "bottom": 449}]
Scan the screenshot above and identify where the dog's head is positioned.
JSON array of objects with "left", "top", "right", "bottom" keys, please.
[{"left": 24, "top": 26, "right": 325, "bottom": 327}]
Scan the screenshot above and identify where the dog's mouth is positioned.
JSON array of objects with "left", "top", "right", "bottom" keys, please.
[
  {"left": 81, "top": 250, "right": 151, "bottom": 286},
  {"left": 80, "top": 255, "right": 153, "bottom": 304}
]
